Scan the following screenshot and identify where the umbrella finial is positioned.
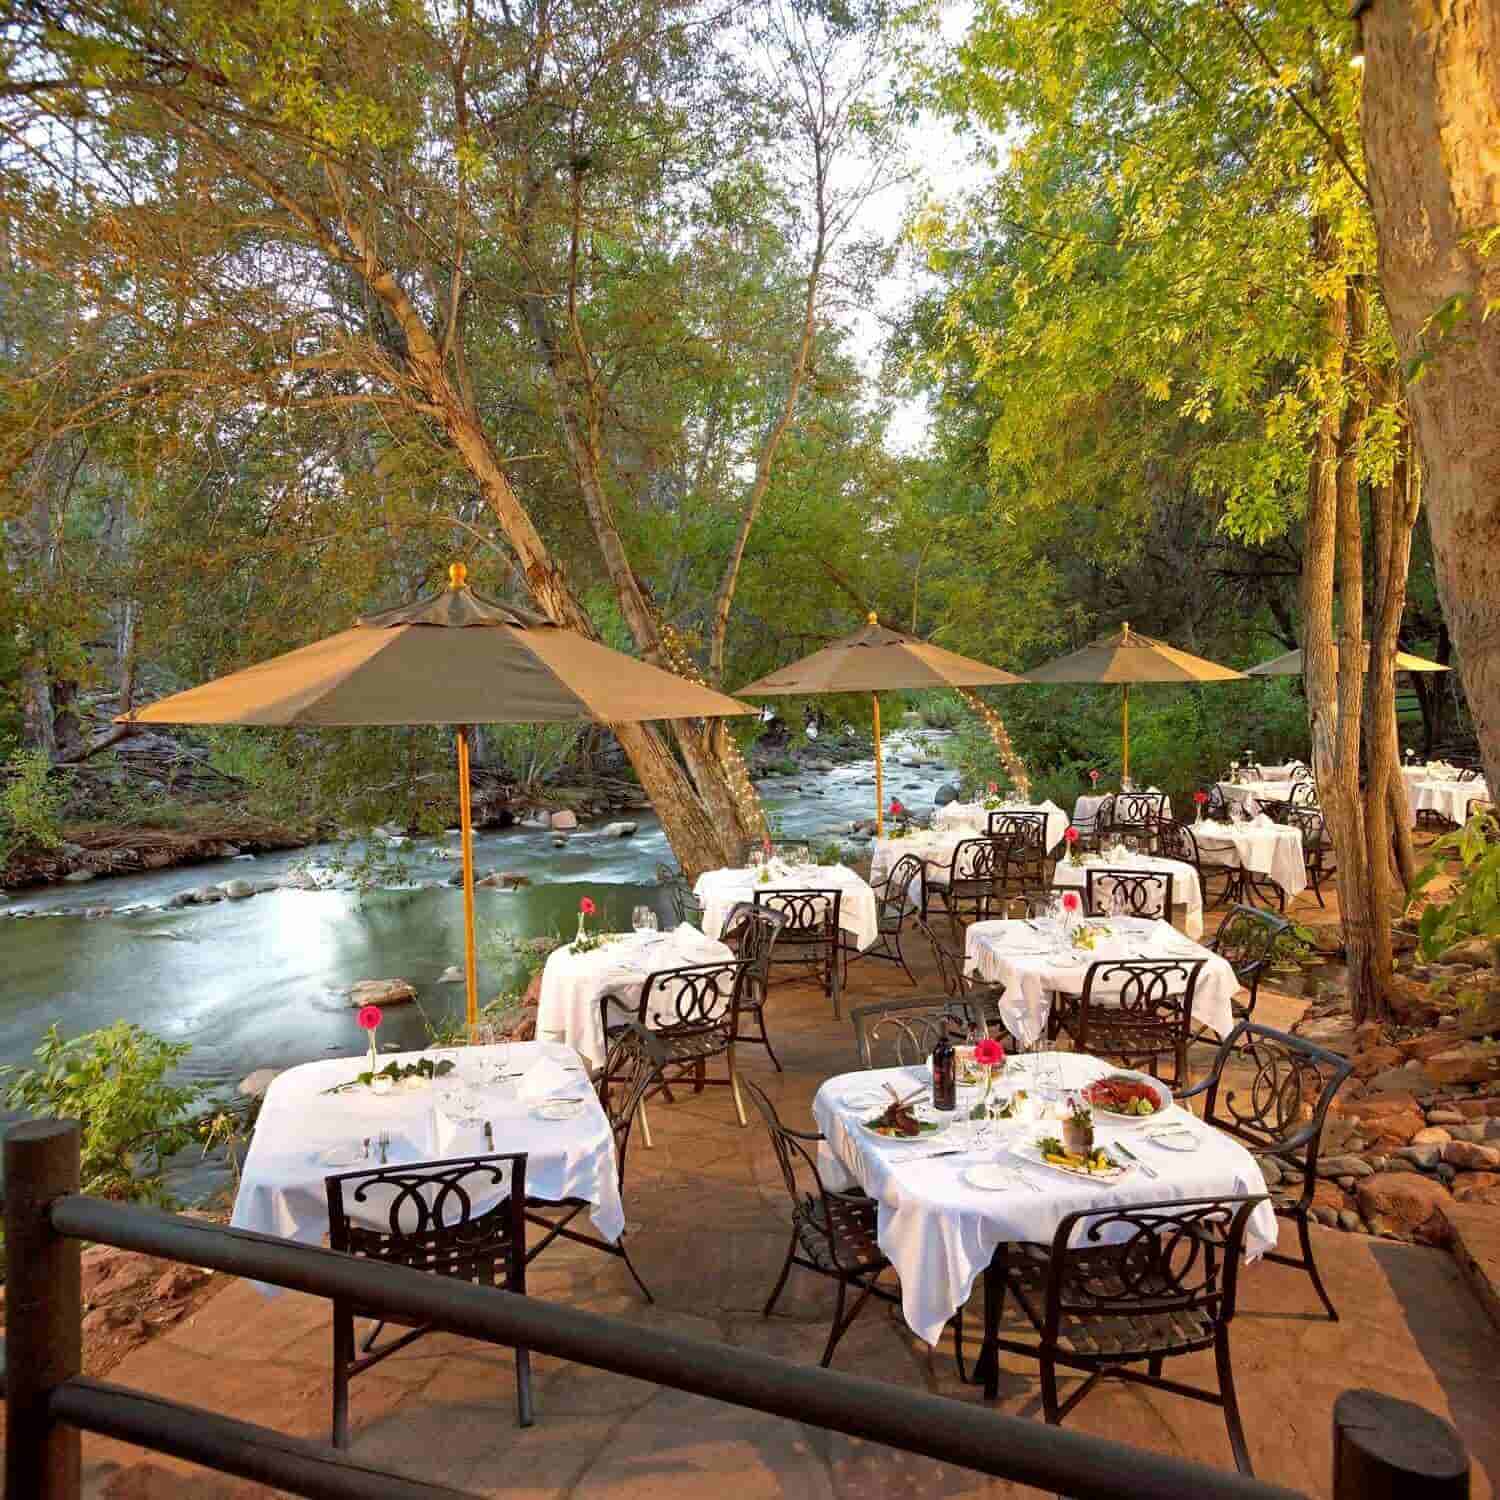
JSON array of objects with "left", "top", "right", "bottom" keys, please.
[
  {"left": 448, "top": 561, "right": 468, "bottom": 590},
  {"left": 1123, "top": 620, "right": 1131, "bottom": 639},
  {"left": 867, "top": 611, "right": 878, "bottom": 625}
]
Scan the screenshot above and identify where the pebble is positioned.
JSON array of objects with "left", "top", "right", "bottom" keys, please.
[
  {"left": 1338, "top": 1210, "right": 1363, "bottom": 1233},
  {"left": 1426, "top": 1108, "right": 1466, "bottom": 1125}
]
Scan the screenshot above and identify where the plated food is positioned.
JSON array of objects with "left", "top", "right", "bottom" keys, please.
[
  {"left": 861, "top": 1098, "right": 946, "bottom": 1140},
  {"left": 1029, "top": 1135, "right": 1129, "bottom": 1181},
  {"left": 1083, "top": 1072, "right": 1169, "bottom": 1123}
]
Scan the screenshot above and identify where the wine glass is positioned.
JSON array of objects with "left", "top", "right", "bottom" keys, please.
[{"left": 632, "top": 905, "right": 658, "bottom": 934}]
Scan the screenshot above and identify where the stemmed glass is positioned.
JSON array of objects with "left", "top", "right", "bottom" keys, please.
[{"left": 632, "top": 905, "right": 659, "bottom": 934}]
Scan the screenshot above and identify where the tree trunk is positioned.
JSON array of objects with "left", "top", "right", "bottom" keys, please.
[{"left": 1360, "top": 1, "right": 1500, "bottom": 794}]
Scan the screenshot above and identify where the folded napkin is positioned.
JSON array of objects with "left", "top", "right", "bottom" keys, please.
[
  {"left": 516, "top": 1055, "right": 580, "bottom": 1103},
  {"left": 434, "top": 1106, "right": 489, "bottom": 1157}
]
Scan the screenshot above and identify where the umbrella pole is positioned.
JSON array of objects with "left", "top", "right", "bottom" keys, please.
[
  {"left": 1121, "top": 684, "right": 1131, "bottom": 784},
  {"left": 873, "top": 693, "right": 884, "bottom": 837},
  {"left": 456, "top": 726, "right": 479, "bottom": 1031}
]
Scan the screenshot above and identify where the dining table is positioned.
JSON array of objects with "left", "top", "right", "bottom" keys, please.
[
  {"left": 1402, "top": 766, "right": 1489, "bottom": 828},
  {"left": 1070, "top": 789, "right": 1172, "bottom": 836},
  {"left": 963, "top": 915, "right": 1239, "bottom": 1046},
  {"left": 931, "top": 798, "right": 1070, "bottom": 849},
  {"left": 694, "top": 860, "right": 880, "bottom": 951},
  {"left": 811, "top": 1052, "right": 1278, "bottom": 1352},
  {"left": 1051, "top": 848, "right": 1206, "bottom": 937},
  {"left": 1191, "top": 815, "right": 1308, "bottom": 900},
  {"left": 231, "top": 1041, "right": 624, "bottom": 1292},
  {"left": 535, "top": 923, "right": 735, "bottom": 1069},
  {"left": 1218, "top": 778, "right": 1300, "bottom": 816}
]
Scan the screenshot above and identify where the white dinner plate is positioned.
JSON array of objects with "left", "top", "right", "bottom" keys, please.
[
  {"left": 962, "top": 1163, "right": 1024, "bottom": 1192},
  {"left": 533, "top": 1098, "right": 584, "bottom": 1121},
  {"left": 856, "top": 1113, "right": 951, "bottom": 1145},
  {"left": 1144, "top": 1125, "right": 1201, "bottom": 1152},
  {"left": 316, "top": 1145, "right": 368, "bottom": 1167}
]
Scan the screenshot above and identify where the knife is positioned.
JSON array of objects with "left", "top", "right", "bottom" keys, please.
[{"left": 1113, "top": 1141, "right": 1157, "bottom": 1179}]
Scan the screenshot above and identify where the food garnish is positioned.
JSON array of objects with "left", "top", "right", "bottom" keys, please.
[
  {"left": 1035, "top": 1136, "right": 1121, "bottom": 1175},
  {"left": 1084, "top": 1075, "right": 1163, "bottom": 1116}
]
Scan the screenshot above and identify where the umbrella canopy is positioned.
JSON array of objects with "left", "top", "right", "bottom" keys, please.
[
  {"left": 735, "top": 614, "right": 1024, "bottom": 833},
  {"left": 1244, "top": 645, "right": 1450, "bottom": 677},
  {"left": 120, "top": 565, "right": 750, "bottom": 1024},
  {"left": 1024, "top": 622, "right": 1245, "bottom": 781}
]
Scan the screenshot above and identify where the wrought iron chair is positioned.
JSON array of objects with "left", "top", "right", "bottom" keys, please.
[
  {"left": 754, "top": 887, "right": 843, "bottom": 1015},
  {"left": 927, "top": 837, "right": 1003, "bottom": 932},
  {"left": 1288, "top": 778, "right": 1319, "bottom": 810},
  {"left": 607, "top": 957, "right": 754, "bottom": 1128},
  {"left": 1178, "top": 1021, "right": 1354, "bottom": 1320},
  {"left": 1210, "top": 904, "right": 1288, "bottom": 1027},
  {"left": 978, "top": 1195, "right": 1265, "bottom": 1474},
  {"left": 1205, "top": 783, "right": 1231, "bottom": 821},
  {"left": 526, "top": 1021, "right": 663, "bottom": 1299},
  {"left": 326, "top": 1152, "right": 531, "bottom": 1446},
  {"left": 989, "top": 811, "right": 1055, "bottom": 898},
  {"left": 719, "top": 901, "right": 787, "bottom": 1071},
  {"left": 1098, "top": 791, "right": 1169, "bottom": 849},
  {"left": 656, "top": 861, "right": 704, "bottom": 927},
  {"left": 916, "top": 915, "right": 972, "bottom": 997},
  {"left": 1287, "top": 806, "right": 1336, "bottom": 907},
  {"left": 1158, "top": 820, "right": 1242, "bottom": 910},
  {"left": 843, "top": 852, "right": 924, "bottom": 987},
  {"left": 850, "top": 993, "right": 974, "bottom": 1068},
  {"left": 1053, "top": 957, "right": 1206, "bottom": 1088},
  {"left": 745, "top": 1081, "right": 911, "bottom": 1369},
  {"left": 1082, "top": 867, "right": 1175, "bottom": 921}
]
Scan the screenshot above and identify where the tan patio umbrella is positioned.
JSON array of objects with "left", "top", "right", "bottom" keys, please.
[
  {"left": 1024, "top": 622, "right": 1245, "bottom": 783},
  {"left": 734, "top": 613, "right": 1024, "bottom": 836},
  {"left": 119, "top": 564, "right": 751, "bottom": 1026},
  {"left": 1244, "top": 645, "right": 1450, "bottom": 677}
]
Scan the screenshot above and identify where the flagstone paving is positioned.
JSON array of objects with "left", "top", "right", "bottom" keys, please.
[{"left": 79, "top": 941, "right": 1499, "bottom": 1499}]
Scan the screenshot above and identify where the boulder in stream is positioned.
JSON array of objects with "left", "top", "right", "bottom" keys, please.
[
  {"left": 238, "top": 1067, "right": 283, "bottom": 1098},
  {"left": 601, "top": 821, "right": 638, "bottom": 838},
  {"left": 935, "top": 783, "right": 960, "bottom": 806},
  {"left": 217, "top": 878, "right": 255, "bottom": 900},
  {"left": 550, "top": 809, "right": 579, "bottom": 831},
  {"left": 347, "top": 978, "right": 417, "bottom": 1007},
  {"left": 438, "top": 965, "right": 464, "bottom": 983}
]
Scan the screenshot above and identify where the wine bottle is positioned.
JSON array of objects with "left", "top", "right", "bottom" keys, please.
[{"left": 931, "top": 1030, "right": 957, "bottom": 1114}]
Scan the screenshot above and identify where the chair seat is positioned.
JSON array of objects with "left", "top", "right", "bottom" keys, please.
[
  {"left": 661, "top": 1030, "right": 731, "bottom": 1064},
  {"left": 793, "top": 1195, "right": 886, "bottom": 1274}
]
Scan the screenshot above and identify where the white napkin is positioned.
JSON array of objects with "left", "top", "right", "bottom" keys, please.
[
  {"left": 433, "top": 1107, "right": 488, "bottom": 1157},
  {"left": 1249, "top": 812, "right": 1273, "bottom": 828},
  {"left": 516, "top": 1056, "right": 578, "bottom": 1103}
]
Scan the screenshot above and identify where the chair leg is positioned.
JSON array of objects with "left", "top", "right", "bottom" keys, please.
[
  {"left": 1215, "top": 1330, "right": 1253, "bottom": 1475},
  {"left": 619, "top": 1239, "right": 655, "bottom": 1303},
  {"left": 760, "top": 1016, "right": 783, "bottom": 1073},
  {"left": 331, "top": 1305, "right": 354, "bottom": 1449},
  {"left": 1040, "top": 1351, "right": 1061, "bottom": 1425},
  {"left": 764, "top": 1230, "right": 798, "bottom": 1317},
  {"left": 729, "top": 1043, "right": 748, "bottom": 1128},
  {"left": 821, "top": 1280, "right": 849, "bottom": 1368},
  {"left": 1297, "top": 1209, "right": 1339, "bottom": 1320},
  {"left": 829, "top": 943, "right": 842, "bottom": 1019},
  {"left": 638, "top": 1094, "right": 654, "bottom": 1150},
  {"left": 515, "top": 1344, "right": 535, "bottom": 1429}
]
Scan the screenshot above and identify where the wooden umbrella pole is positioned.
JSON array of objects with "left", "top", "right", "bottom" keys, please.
[
  {"left": 873, "top": 692, "right": 884, "bottom": 837},
  {"left": 1121, "top": 684, "right": 1131, "bottom": 784},
  {"left": 456, "top": 726, "right": 479, "bottom": 1030}
]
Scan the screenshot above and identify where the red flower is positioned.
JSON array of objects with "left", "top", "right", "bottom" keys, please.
[
  {"left": 1193, "top": 790, "right": 1209, "bottom": 805},
  {"left": 987, "top": 781, "right": 998, "bottom": 794},
  {"left": 579, "top": 896, "right": 596, "bottom": 916},
  {"left": 356, "top": 1005, "right": 383, "bottom": 1032},
  {"left": 890, "top": 798, "right": 904, "bottom": 816},
  {"left": 1061, "top": 891, "right": 1081, "bottom": 914},
  {"left": 1064, "top": 826, "right": 1079, "bottom": 844},
  {"left": 974, "top": 1037, "right": 1005, "bottom": 1068},
  {"left": 1089, "top": 769, "right": 1100, "bottom": 785}
]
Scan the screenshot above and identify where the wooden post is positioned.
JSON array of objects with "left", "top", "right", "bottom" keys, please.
[
  {"left": 872, "top": 692, "right": 884, "bottom": 837},
  {"left": 1333, "top": 1388, "right": 1469, "bottom": 1499},
  {"left": 1121, "top": 683, "right": 1131, "bottom": 784},
  {"left": 5, "top": 1117, "right": 82, "bottom": 1500},
  {"left": 456, "top": 725, "right": 479, "bottom": 1030}
]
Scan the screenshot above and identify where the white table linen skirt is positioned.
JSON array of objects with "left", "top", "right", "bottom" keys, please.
[
  {"left": 1192, "top": 819, "right": 1307, "bottom": 897},
  {"left": 694, "top": 862, "right": 879, "bottom": 950},
  {"left": 1052, "top": 852, "right": 1205, "bottom": 938},
  {"left": 812, "top": 1054, "right": 1277, "bottom": 1347},
  {"left": 933, "top": 800, "right": 1069, "bottom": 850}
]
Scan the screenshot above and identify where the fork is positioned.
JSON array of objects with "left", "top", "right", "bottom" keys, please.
[
  {"left": 1113, "top": 1141, "right": 1158, "bottom": 1179},
  {"left": 378, "top": 1130, "right": 390, "bottom": 1165}
]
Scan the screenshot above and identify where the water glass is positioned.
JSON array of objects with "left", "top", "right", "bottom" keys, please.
[{"left": 632, "top": 905, "right": 658, "bottom": 933}]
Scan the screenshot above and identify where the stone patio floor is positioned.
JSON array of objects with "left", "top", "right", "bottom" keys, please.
[{"left": 80, "top": 940, "right": 1500, "bottom": 1499}]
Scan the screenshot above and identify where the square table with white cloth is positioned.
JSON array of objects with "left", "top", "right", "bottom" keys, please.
[
  {"left": 1070, "top": 790, "right": 1172, "bottom": 835},
  {"left": 964, "top": 916, "right": 1238, "bottom": 1047},
  {"left": 535, "top": 923, "right": 735, "bottom": 1070},
  {"left": 1191, "top": 816, "right": 1307, "bottom": 900},
  {"left": 695, "top": 861, "right": 879, "bottom": 951},
  {"left": 231, "top": 1041, "right": 624, "bottom": 1292},
  {"left": 1405, "top": 773, "right": 1489, "bottom": 828},
  {"left": 869, "top": 829, "right": 968, "bottom": 903},
  {"left": 1052, "top": 850, "right": 1205, "bottom": 937},
  {"left": 811, "top": 1052, "right": 1277, "bottom": 1348},
  {"left": 1218, "top": 779, "right": 1300, "bottom": 815},
  {"left": 932, "top": 799, "right": 1069, "bottom": 850}
]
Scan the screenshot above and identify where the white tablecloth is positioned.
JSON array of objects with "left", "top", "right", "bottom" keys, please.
[
  {"left": 811, "top": 1053, "right": 1277, "bottom": 1346},
  {"left": 1406, "top": 775, "right": 1489, "bottom": 827},
  {"left": 536, "top": 924, "right": 735, "bottom": 1069},
  {"left": 869, "top": 830, "right": 968, "bottom": 897},
  {"left": 1254, "top": 762, "right": 1305, "bottom": 781},
  {"left": 1218, "top": 779, "right": 1299, "bottom": 815},
  {"left": 1052, "top": 851, "right": 1205, "bottom": 937},
  {"left": 1191, "top": 818, "right": 1307, "bottom": 897},
  {"left": 231, "top": 1041, "right": 624, "bottom": 1291},
  {"left": 1070, "top": 791, "right": 1172, "bottom": 831},
  {"left": 963, "top": 916, "right": 1238, "bottom": 1046},
  {"left": 695, "top": 862, "right": 879, "bottom": 950},
  {"left": 932, "top": 800, "right": 1069, "bottom": 850}
]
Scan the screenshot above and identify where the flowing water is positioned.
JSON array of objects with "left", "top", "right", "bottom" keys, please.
[{"left": 0, "top": 729, "right": 956, "bottom": 1197}]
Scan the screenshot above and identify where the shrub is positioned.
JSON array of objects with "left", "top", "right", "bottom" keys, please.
[
  {"left": 0, "top": 746, "right": 68, "bottom": 860},
  {"left": 1413, "top": 811, "right": 1500, "bottom": 960},
  {"left": 0, "top": 1023, "right": 205, "bottom": 1205}
]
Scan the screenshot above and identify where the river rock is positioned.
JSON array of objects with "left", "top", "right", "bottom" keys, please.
[
  {"left": 1443, "top": 1140, "right": 1500, "bottom": 1171},
  {"left": 231, "top": 852, "right": 257, "bottom": 862},
  {"left": 347, "top": 978, "right": 417, "bottom": 1007},
  {"left": 278, "top": 869, "right": 319, "bottom": 891},
  {"left": 1452, "top": 1172, "right": 1500, "bottom": 1205},
  {"left": 1356, "top": 1172, "right": 1454, "bottom": 1245},
  {"left": 217, "top": 878, "right": 255, "bottom": 900},
  {"left": 1438, "top": 937, "right": 1498, "bottom": 968},
  {"left": 438, "top": 966, "right": 464, "bottom": 983},
  {"left": 935, "top": 783, "right": 960, "bottom": 806},
  {"left": 550, "top": 810, "right": 579, "bottom": 831},
  {"left": 1422, "top": 1043, "right": 1500, "bottom": 1087},
  {"left": 601, "top": 821, "right": 638, "bottom": 838},
  {"left": 552, "top": 835, "right": 568, "bottom": 848},
  {"left": 238, "top": 1068, "right": 282, "bottom": 1098},
  {"left": 63, "top": 869, "right": 96, "bottom": 883}
]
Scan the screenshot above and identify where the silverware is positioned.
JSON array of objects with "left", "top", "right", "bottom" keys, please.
[
  {"left": 378, "top": 1130, "right": 390, "bottom": 1165},
  {"left": 1113, "top": 1141, "right": 1157, "bottom": 1178},
  {"left": 362, "top": 1136, "right": 371, "bottom": 1160},
  {"left": 483, "top": 1121, "right": 494, "bottom": 1149}
]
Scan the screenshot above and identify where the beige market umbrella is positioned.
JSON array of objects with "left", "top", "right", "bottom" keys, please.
[
  {"left": 119, "top": 564, "right": 751, "bottom": 1026},
  {"left": 1244, "top": 645, "right": 1451, "bottom": 677},
  {"left": 1024, "top": 622, "right": 1245, "bottom": 783},
  {"left": 734, "top": 613, "right": 1024, "bottom": 835}
]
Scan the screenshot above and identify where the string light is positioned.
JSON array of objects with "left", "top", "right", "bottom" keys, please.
[
  {"left": 659, "top": 623, "right": 769, "bottom": 840},
  {"left": 956, "top": 687, "right": 1032, "bottom": 800}
]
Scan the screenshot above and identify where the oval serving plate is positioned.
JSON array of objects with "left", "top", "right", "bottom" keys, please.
[
  {"left": 316, "top": 1144, "right": 368, "bottom": 1167},
  {"left": 1020, "top": 1140, "right": 1131, "bottom": 1183},
  {"left": 1144, "top": 1124, "right": 1200, "bottom": 1152},
  {"left": 533, "top": 1097, "right": 585, "bottom": 1121},
  {"left": 856, "top": 1112, "right": 950, "bottom": 1144},
  {"left": 1081, "top": 1069, "right": 1172, "bottom": 1129}
]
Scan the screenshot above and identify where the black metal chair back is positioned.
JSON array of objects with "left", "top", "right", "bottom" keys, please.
[
  {"left": 597, "top": 1022, "right": 671, "bottom": 1186},
  {"left": 636, "top": 959, "right": 749, "bottom": 1047},
  {"left": 1211, "top": 905, "right": 1287, "bottom": 1021},
  {"left": 1288, "top": 778, "right": 1319, "bottom": 808},
  {"left": 1290, "top": 763, "right": 1314, "bottom": 784},
  {"left": 753, "top": 887, "right": 842, "bottom": 1009},
  {"left": 1083, "top": 867, "right": 1174, "bottom": 920},
  {"left": 1072, "top": 957, "right": 1204, "bottom": 1085},
  {"left": 1101, "top": 791, "right": 1168, "bottom": 838},
  {"left": 656, "top": 862, "right": 705, "bottom": 926},
  {"left": 720, "top": 900, "right": 785, "bottom": 979},
  {"left": 1158, "top": 820, "right": 1240, "bottom": 910},
  {"left": 938, "top": 836, "right": 1003, "bottom": 925},
  {"left": 986, "top": 810, "right": 1046, "bottom": 846},
  {"left": 915, "top": 915, "right": 969, "bottom": 995},
  {"left": 851, "top": 994, "right": 971, "bottom": 1068},
  {"left": 877, "top": 852, "right": 926, "bottom": 920},
  {"left": 1287, "top": 805, "right": 1335, "bottom": 906}
]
